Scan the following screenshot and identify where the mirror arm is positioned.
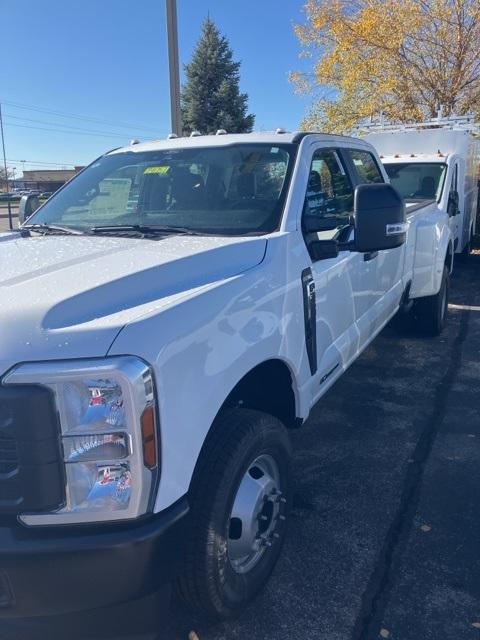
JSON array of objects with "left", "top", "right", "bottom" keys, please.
[{"left": 337, "top": 240, "right": 356, "bottom": 252}]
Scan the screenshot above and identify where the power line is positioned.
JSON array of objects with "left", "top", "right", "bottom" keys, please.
[
  {"left": 4, "top": 121, "right": 135, "bottom": 140},
  {"left": 2, "top": 99, "right": 162, "bottom": 134},
  {"left": 7, "top": 158, "right": 77, "bottom": 167},
  {"left": 4, "top": 113, "right": 148, "bottom": 138}
]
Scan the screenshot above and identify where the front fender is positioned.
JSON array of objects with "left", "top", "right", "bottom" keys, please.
[
  {"left": 410, "top": 213, "right": 452, "bottom": 299},
  {"left": 109, "top": 234, "right": 310, "bottom": 512}
]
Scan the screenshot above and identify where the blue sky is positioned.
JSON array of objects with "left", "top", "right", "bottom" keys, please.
[{"left": 1, "top": 0, "right": 312, "bottom": 175}]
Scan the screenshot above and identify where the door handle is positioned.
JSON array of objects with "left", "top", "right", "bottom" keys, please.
[{"left": 364, "top": 251, "right": 378, "bottom": 262}]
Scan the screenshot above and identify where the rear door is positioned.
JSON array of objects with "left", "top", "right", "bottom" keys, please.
[{"left": 345, "top": 148, "right": 405, "bottom": 325}]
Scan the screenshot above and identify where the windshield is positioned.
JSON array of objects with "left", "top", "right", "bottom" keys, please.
[
  {"left": 383, "top": 162, "right": 447, "bottom": 202},
  {"left": 28, "top": 144, "right": 295, "bottom": 235}
]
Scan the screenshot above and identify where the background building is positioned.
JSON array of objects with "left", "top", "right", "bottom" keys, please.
[{"left": 21, "top": 167, "right": 84, "bottom": 192}]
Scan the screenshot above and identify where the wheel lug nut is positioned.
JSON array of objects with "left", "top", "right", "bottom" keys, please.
[
  {"left": 259, "top": 515, "right": 268, "bottom": 521},
  {"left": 279, "top": 515, "right": 286, "bottom": 521},
  {"left": 273, "top": 532, "right": 280, "bottom": 539}
]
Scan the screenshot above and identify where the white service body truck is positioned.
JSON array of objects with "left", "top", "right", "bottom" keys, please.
[
  {"left": 0, "top": 132, "right": 452, "bottom": 633},
  {"left": 364, "top": 122, "right": 480, "bottom": 259}
]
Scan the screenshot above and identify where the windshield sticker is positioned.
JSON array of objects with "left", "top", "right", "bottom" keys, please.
[{"left": 144, "top": 166, "right": 170, "bottom": 175}]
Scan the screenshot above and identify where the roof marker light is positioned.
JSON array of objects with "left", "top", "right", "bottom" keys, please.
[
  {"left": 130, "top": 139, "right": 140, "bottom": 145},
  {"left": 275, "top": 128, "right": 287, "bottom": 134},
  {"left": 216, "top": 129, "right": 227, "bottom": 135},
  {"left": 167, "top": 133, "right": 178, "bottom": 139},
  {"left": 190, "top": 131, "right": 201, "bottom": 137}
]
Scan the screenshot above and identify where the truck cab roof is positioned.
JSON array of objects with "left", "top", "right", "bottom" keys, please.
[{"left": 108, "top": 131, "right": 373, "bottom": 155}]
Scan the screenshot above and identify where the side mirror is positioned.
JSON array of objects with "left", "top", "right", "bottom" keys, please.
[
  {"left": 19, "top": 194, "right": 40, "bottom": 224},
  {"left": 354, "top": 183, "right": 406, "bottom": 253},
  {"left": 448, "top": 191, "right": 459, "bottom": 216}
]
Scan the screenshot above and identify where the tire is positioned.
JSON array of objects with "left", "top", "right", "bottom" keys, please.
[
  {"left": 413, "top": 265, "right": 449, "bottom": 336},
  {"left": 176, "top": 408, "right": 292, "bottom": 621}
]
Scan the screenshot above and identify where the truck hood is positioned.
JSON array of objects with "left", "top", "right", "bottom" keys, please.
[{"left": 0, "top": 232, "right": 267, "bottom": 376}]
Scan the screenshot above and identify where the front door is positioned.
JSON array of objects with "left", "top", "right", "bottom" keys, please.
[
  {"left": 345, "top": 148, "right": 405, "bottom": 326},
  {"left": 301, "top": 146, "right": 376, "bottom": 387}
]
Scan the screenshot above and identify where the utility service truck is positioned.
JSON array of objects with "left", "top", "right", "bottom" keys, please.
[
  {"left": 0, "top": 131, "right": 453, "bottom": 635},
  {"left": 363, "top": 115, "right": 480, "bottom": 260}
]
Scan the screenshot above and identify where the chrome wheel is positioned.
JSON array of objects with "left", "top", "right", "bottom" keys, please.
[{"left": 227, "top": 454, "right": 285, "bottom": 574}]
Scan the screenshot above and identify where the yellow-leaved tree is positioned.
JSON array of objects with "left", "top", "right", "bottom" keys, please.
[{"left": 291, "top": 0, "right": 480, "bottom": 132}]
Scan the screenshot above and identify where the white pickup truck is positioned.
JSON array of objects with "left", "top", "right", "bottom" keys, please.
[
  {"left": 363, "top": 119, "right": 480, "bottom": 260},
  {"left": 0, "top": 131, "right": 452, "bottom": 633}
]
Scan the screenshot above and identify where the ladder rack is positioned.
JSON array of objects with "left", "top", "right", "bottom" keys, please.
[{"left": 355, "top": 114, "right": 480, "bottom": 136}]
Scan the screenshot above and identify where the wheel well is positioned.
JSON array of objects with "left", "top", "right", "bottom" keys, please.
[{"left": 222, "top": 360, "right": 298, "bottom": 428}]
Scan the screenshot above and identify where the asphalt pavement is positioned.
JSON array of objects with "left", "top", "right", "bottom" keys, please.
[{"left": 162, "top": 253, "right": 480, "bottom": 640}]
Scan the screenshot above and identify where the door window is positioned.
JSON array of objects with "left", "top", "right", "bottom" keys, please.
[
  {"left": 348, "top": 150, "right": 383, "bottom": 184},
  {"left": 448, "top": 164, "right": 459, "bottom": 217},
  {"left": 450, "top": 164, "right": 458, "bottom": 194},
  {"left": 302, "top": 149, "right": 354, "bottom": 233}
]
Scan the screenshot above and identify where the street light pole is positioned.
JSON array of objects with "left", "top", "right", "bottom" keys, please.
[
  {"left": 0, "top": 102, "right": 13, "bottom": 229},
  {"left": 166, "top": 0, "right": 182, "bottom": 136}
]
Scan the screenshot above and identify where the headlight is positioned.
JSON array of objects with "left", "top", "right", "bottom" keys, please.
[{"left": 3, "top": 357, "right": 158, "bottom": 526}]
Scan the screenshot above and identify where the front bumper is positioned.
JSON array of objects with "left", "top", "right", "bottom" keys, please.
[{"left": 0, "top": 497, "right": 189, "bottom": 622}]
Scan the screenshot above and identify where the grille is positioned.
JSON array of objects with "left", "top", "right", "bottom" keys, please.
[
  {"left": 0, "top": 435, "right": 18, "bottom": 475},
  {"left": 0, "top": 385, "right": 64, "bottom": 514}
]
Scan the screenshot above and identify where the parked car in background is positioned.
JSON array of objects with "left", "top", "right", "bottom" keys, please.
[
  {"left": 0, "top": 131, "right": 453, "bottom": 635},
  {"left": 0, "top": 192, "right": 17, "bottom": 201},
  {"left": 40, "top": 191, "right": 53, "bottom": 199}
]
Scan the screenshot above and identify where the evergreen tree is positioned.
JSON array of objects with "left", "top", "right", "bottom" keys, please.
[{"left": 181, "top": 18, "right": 255, "bottom": 135}]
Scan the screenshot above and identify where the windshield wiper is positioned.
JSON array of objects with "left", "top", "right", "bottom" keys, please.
[
  {"left": 89, "top": 224, "right": 205, "bottom": 236},
  {"left": 21, "top": 223, "right": 84, "bottom": 236}
]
